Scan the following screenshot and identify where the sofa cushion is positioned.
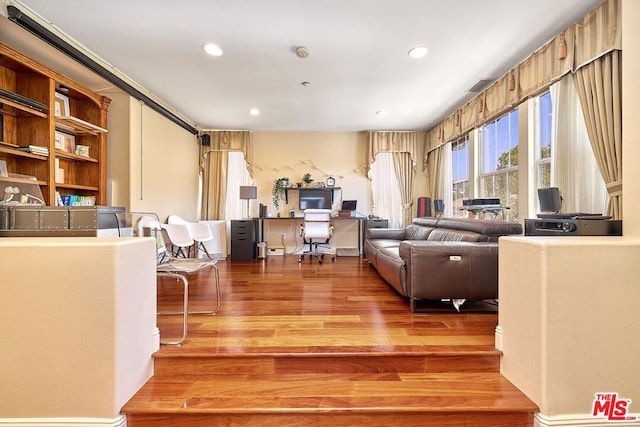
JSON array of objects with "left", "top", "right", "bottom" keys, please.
[
  {"left": 404, "top": 224, "right": 434, "bottom": 240},
  {"left": 434, "top": 218, "right": 522, "bottom": 237},
  {"left": 375, "top": 246, "right": 407, "bottom": 295},
  {"left": 427, "top": 228, "right": 483, "bottom": 242}
]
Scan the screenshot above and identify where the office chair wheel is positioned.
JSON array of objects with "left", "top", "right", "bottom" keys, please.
[
  {"left": 298, "top": 255, "right": 304, "bottom": 263},
  {"left": 319, "top": 254, "right": 324, "bottom": 264}
]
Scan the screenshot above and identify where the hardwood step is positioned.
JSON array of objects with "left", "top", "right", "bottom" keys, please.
[
  {"left": 153, "top": 350, "right": 502, "bottom": 375},
  {"left": 122, "top": 372, "right": 537, "bottom": 427}
]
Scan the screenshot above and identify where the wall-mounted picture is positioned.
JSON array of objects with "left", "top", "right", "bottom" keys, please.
[
  {"left": 54, "top": 91, "right": 70, "bottom": 117},
  {"left": 55, "top": 130, "right": 75, "bottom": 153}
]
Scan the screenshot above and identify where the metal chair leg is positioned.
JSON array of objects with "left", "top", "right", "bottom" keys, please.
[
  {"left": 159, "top": 265, "right": 221, "bottom": 316},
  {"left": 185, "top": 263, "right": 221, "bottom": 315},
  {"left": 157, "top": 272, "right": 189, "bottom": 345}
]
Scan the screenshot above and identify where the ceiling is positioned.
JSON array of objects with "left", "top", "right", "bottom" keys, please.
[{"left": 2, "top": 0, "right": 604, "bottom": 132}]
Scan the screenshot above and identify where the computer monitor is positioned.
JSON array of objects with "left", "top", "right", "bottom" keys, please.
[
  {"left": 341, "top": 200, "right": 357, "bottom": 211},
  {"left": 299, "top": 189, "right": 332, "bottom": 210},
  {"left": 537, "top": 187, "right": 562, "bottom": 213}
]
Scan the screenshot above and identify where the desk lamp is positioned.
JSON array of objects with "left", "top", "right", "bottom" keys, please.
[{"left": 239, "top": 185, "right": 257, "bottom": 218}]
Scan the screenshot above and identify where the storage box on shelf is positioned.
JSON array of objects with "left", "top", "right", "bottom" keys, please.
[{"left": 0, "top": 41, "right": 110, "bottom": 206}]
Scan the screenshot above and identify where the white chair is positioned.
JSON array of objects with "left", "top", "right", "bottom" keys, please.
[
  {"left": 116, "top": 212, "right": 220, "bottom": 345},
  {"left": 161, "top": 222, "right": 194, "bottom": 258},
  {"left": 298, "top": 209, "right": 336, "bottom": 264},
  {"left": 168, "top": 214, "right": 215, "bottom": 259}
]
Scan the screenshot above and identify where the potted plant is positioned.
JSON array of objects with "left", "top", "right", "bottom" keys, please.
[
  {"left": 302, "top": 173, "right": 314, "bottom": 186},
  {"left": 272, "top": 177, "right": 290, "bottom": 211}
]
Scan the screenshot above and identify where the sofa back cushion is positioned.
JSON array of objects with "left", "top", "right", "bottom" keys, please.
[
  {"left": 404, "top": 224, "right": 434, "bottom": 240},
  {"left": 427, "top": 228, "right": 483, "bottom": 242}
]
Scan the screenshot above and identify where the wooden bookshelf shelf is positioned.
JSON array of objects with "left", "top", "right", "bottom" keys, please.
[
  {"left": 0, "top": 41, "right": 110, "bottom": 205},
  {"left": 55, "top": 183, "right": 99, "bottom": 191},
  {"left": 55, "top": 150, "right": 98, "bottom": 163},
  {"left": 0, "top": 146, "right": 48, "bottom": 160},
  {"left": 0, "top": 94, "right": 48, "bottom": 118},
  {"left": 56, "top": 115, "right": 108, "bottom": 136}
]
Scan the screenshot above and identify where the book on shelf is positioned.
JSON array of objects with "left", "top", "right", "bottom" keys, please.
[
  {"left": 60, "top": 194, "right": 96, "bottom": 207},
  {"left": 0, "top": 88, "right": 49, "bottom": 112},
  {"left": 17, "top": 145, "right": 49, "bottom": 156}
]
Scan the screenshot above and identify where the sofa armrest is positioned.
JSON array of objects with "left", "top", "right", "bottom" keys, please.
[
  {"left": 366, "top": 228, "right": 406, "bottom": 240},
  {"left": 399, "top": 241, "right": 499, "bottom": 301}
]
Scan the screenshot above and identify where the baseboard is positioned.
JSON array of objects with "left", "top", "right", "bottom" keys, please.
[
  {"left": 535, "top": 412, "right": 640, "bottom": 426},
  {"left": 336, "top": 247, "right": 359, "bottom": 257},
  {"left": 495, "top": 325, "right": 503, "bottom": 351},
  {"left": 152, "top": 326, "right": 161, "bottom": 353},
  {"left": 0, "top": 415, "right": 127, "bottom": 427}
]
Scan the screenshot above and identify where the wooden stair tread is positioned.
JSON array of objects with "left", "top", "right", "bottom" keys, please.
[{"left": 123, "top": 372, "right": 538, "bottom": 414}]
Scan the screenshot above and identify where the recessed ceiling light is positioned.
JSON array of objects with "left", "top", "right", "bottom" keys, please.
[
  {"left": 248, "top": 108, "right": 260, "bottom": 116},
  {"left": 376, "top": 110, "right": 389, "bottom": 117},
  {"left": 202, "top": 43, "right": 223, "bottom": 57},
  {"left": 408, "top": 46, "right": 429, "bottom": 59},
  {"left": 301, "top": 81, "right": 311, "bottom": 87}
]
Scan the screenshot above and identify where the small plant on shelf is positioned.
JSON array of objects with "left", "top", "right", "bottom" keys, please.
[
  {"left": 302, "top": 173, "right": 314, "bottom": 186},
  {"left": 272, "top": 177, "right": 290, "bottom": 211}
]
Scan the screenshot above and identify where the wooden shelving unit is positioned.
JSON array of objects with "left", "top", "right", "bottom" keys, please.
[{"left": 0, "top": 42, "right": 110, "bottom": 206}]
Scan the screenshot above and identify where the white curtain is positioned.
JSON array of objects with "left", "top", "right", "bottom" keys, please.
[
  {"left": 224, "top": 151, "right": 252, "bottom": 220},
  {"left": 370, "top": 152, "right": 403, "bottom": 228},
  {"left": 440, "top": 142, "right": 453, "bottom": 217},
  {"left": 551, "top": 75, "right": 607, "bottom": 214}
]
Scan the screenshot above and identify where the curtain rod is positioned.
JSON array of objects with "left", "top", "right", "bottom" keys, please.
[{"left": 7, "top": 5, "right": 199, "bottom": 136}]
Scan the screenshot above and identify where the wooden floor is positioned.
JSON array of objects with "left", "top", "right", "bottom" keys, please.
[{"left": 122, "top": 255, "right": 537, "bottom": 426}]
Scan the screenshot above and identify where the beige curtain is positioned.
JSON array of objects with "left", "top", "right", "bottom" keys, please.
[
  {"left": 392, "top": 152, "right": 415, "bottom": 227},
  {"left": 200, "top": 150, "right": 228, "bottom": 220},
  {"left": 199, "top": 131, "right": 253, "bottom": 220},
  {"left": 425, "top": 145, "right": 444, "bottom": 203},
  {"left": 367, "top": 131, "right": 418, "bottom": 165},
  {"left": 368, "top": 132, "right": 418, "bottom": 226},
  {"left": 424, "top": 0, "right": 620, "bottom": 145},
  {"left": 573, "top": 50, "right": 622, "bottom": 219}
]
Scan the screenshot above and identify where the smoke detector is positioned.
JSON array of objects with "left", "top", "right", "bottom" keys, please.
[{"left": 295, "top": 46, "right": 310, "bottom": 58}]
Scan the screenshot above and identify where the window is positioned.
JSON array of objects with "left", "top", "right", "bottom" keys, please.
[
  {"left": 534, "top": 91, "right": 552, "bottom": 190},
  {"left": 451, "top": 134, "right": 469, "bottom": 217},
  {"left": 479, "top": 110, "right": 519, "bottom": 220}
]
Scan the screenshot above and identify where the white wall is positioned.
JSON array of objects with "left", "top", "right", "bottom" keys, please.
[
  {"left": 0, "top": 237, "right": 157, "bottom": 422},
  {"left": 106, "top": 98, "right": 200, "bottom": 223},
  {"left": 251, "top": 131, "right": 429, "bottom": 218},
  {"left": 105, "top": 92, "right": 131, "bottom": 209}
]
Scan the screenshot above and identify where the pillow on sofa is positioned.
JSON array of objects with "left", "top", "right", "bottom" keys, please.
[
  {"left": 404, "top": 224, "right": 434, "bottom": 240},
  {"left": 427, "top": 228, "right": 482, "bottom": 241}
]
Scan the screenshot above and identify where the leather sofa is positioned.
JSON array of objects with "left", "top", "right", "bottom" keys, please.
[{"left": 364, "top": 217, "right": 522, "bottom": 312}]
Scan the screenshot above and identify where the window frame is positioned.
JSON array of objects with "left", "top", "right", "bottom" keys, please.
[
  {"left": 478, "top": 109, "right": 519, "bottom": 220},
  {"left": 451, "top": 134, "right": 470, "bottom": 217}
]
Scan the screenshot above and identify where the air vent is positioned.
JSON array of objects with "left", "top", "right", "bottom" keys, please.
[{"left": 467, "top": 79, "right": 494, "bottom": 93}]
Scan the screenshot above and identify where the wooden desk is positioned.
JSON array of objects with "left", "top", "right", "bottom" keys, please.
[{"left": 253, "top": 215, "right": 383, "bottom": 257}]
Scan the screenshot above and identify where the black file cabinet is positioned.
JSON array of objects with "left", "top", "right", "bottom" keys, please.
[{"left": 231, "top": 219, "right": 257, "bottom": 261}]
